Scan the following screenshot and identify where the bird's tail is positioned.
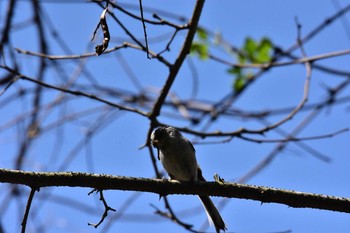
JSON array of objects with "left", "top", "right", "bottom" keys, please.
[{"left": 199, "top": 195, "right": 226, "bottom": 233}]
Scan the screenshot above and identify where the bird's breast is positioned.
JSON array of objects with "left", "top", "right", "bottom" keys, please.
[{"left": 159, "top": 141, "right": 198, "bottom": 181}]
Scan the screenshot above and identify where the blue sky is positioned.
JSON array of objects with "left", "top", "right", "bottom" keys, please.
[{"left": 1, "top": 0, "right": 350, "bottom": 233}]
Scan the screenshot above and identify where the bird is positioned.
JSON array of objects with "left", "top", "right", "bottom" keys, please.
[{"left": 151, "top": 126, "right": 226, "bottom": 233}]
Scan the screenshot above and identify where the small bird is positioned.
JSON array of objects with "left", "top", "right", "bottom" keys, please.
[{"left": 151, "top": 126, "right": 226, "bottom": 233}]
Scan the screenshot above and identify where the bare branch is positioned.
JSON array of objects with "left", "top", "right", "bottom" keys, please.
[
  {"left": 0, "top": 65, "right": 149, "bottom": 117},
  {"left": 149, "top": 0, "right": 205, "bottom": 120},
  {"left": 138, "top": 0, "right": 150, "bottom": 59},
  {"left": 238, "top": 128, "right": 349, "bottom": 143},
  {"left": 21, "top": 188, "right": 38, "bottom": 233},
  {"left": 88, "top": 189, "right": 116, "bottom": 228},
  {"left": 0, "top": 169, "right": 349, "bottom": 214},
  {"left": 210, "top": 48, "right": 350, "bottom": 69}
]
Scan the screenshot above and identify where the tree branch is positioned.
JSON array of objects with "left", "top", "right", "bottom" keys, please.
[
  {"left": 21, "top": 187, "right": 37, "bottom": 233},
  {"left": 0, "top": 168, "right": 349, "bottom": 214},
  {"left": 149, "top": 0, "right": 205, "bottom": 119}
]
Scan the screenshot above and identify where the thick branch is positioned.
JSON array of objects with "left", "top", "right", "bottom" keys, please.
[{"left": 0, "top": 168, "right": 349, "bottom": 213}]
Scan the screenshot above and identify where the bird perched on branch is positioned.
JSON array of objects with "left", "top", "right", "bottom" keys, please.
[{"left": 151, "top": 126, "right": 227, "bottom": 233}]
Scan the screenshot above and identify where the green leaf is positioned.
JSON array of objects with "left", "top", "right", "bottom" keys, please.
[
  {"left": 227, "top": 66, "right": 241, "bottom": 75},
  {"left": 190, "top": 42, "right": 209, "bottom": 60},
  {"left": 237, "top": 53, "right": 246, "bottom": 64},
  {"left": 256, "top": 37, "right": 272, "bottom": 63},
  {"left": 197, "top": 27, "right": 208, "bottom": 41},
  {"left": 233, "top": 76, "right": 245, "bottom": 92},
  {"left": 244, "top": 37, "right": 258, "bottom": 59}
]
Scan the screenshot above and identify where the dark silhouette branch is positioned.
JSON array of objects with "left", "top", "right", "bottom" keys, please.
[
  {"left": 149, "top": 0, "right": 205, "bottom": 119},
  {"left": 0, "top": 65, "right": 149, "bottom": 117},
  {"left": 0, "top": 168, "right": 349, "bottom": 214},
  {"left": 88, "top": 189, "right": 116, "bottom": 228},
  {"left": 21, "top": 187, "right": 38, "bottom": 233}
]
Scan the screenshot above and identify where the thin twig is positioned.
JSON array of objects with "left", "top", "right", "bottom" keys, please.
[
  {"left": 139, "top": 0, "right": 150, "bottom": 59},
  {"left": 237, "top": 18, "right": 315, "bottom": 184},
  {"left": 88, "top": 189, "right": 116, "bottom": 228},
  {"left": 0, "top": 65, "right": 148, "bottom": 117},
  {"left": 110, "top": 1, "right": 188, "bottom": 29},
  {"left": 151, "top": 203, "right": 198, "bottom": 233},
  {"left": 209, "top": 48, "right": 350, "bottom": 69},
  {"left": 21, "top": 188, "right": 38, "bottom": 233},
  {"left": 238, "top": 128, "right": 348, "bottom": 143}
]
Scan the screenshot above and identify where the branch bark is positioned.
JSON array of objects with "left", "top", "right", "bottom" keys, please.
[{"left": 0, "top": 168, "right": 349, "bottom": 214}]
